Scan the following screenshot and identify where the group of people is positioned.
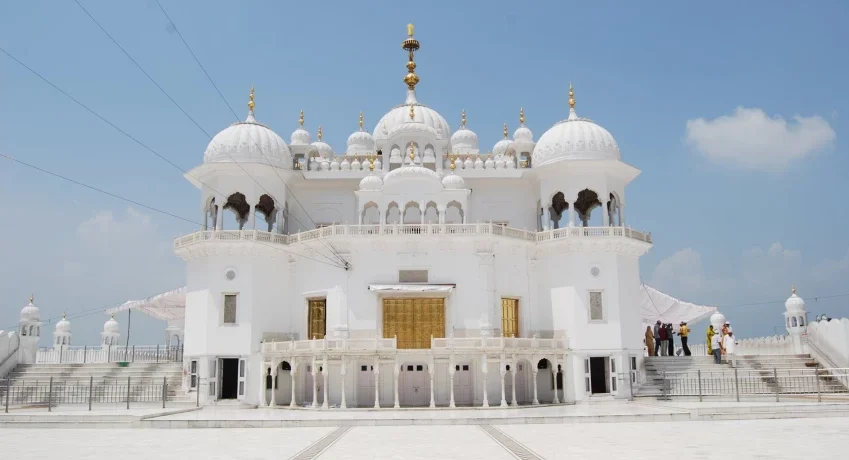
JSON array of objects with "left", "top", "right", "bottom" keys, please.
[
  {"left": 645, "top": 320, "right": 691, "bottom": 357},
  {"left": 707, "top": 321, "right": 737, "bottom": 366}
]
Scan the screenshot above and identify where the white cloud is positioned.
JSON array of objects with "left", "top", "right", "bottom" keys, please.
[
  {"left": 685, "top": 107, "right": 836, "bottom": 170},
  {"left": 650, "top": 248, "right": 729, "bottom": 300}
]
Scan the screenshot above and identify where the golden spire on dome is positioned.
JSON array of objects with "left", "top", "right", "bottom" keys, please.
[
  {"left": 62, "top": 312, "right": 67, "bottom": 320},
  {"left": 792, "top": 285, "right": 797, "bottom": 295},
  {"left": 461, "top": 109, "right": 467, "bottom": 128},
  {"left": 402, "top": 23, "right": 421, "bottom": 90},
  {"left": 449, "top": 153, "right": 456, "bottom": 172},
  {"left": 568, "top": 82, "right": 575, "bottom": 109},
  {"left": 317, "top": 125, "right": 323, "bottom": 141},
  {"left": 408, "top": 141, "right": 416, "bottom": 162},
  {"left": 299, "top": 110, "right": 304, "bottom": 128},
  {"left": 519, "top": 107, "right": 525, "bottom": 125},
  {"left": 368, "top": 155, "right": 375, "bottom": 172},
  {"left": 503, "top": 123, "right": 508, "bottom": 139},
  {"left": 359, "top": 111, "right": 364, "bottom": 131},
  {"left": 248, "top": 86, "right": 255, "bottom": 112},
  {"left": 30, "top": 294, "right": 34, "bottom": 303}
]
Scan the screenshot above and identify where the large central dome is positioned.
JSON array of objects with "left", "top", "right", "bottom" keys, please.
[{"left": 373, "top": 90, "right": 451, "bottom": 142}]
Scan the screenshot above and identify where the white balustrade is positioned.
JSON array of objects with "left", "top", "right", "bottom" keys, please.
[
  {"left": 35, "top": 345, "right": 182, "bottom": 364},
  {"left": 175, "top": 224, "right": 651, "bottom": 249}
]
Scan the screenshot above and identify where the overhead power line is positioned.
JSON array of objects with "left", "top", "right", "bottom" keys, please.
[{"left": 73, "top": 0, "right": 347, "bottom": 268}]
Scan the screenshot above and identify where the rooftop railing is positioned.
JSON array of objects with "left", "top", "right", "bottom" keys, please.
[{"left": 175, "top": 224, "right": 651, "bottom": 249}]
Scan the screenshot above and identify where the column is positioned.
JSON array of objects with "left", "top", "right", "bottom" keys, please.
[
  {"left": 481, "top": 354, "right": 489, "bottom": 408},
  {"left": 289, "top": 364, "right": 297, "bottom": 408},
  {"left": 551, "top": 358, "right": 560, "bottom": 404},
  {"left": 311, "top": 359, "right": 318, "bottom": 408},
  {"left": 269, "top": 361, "right": 277, "bottom": 407},
  {"left": 620, "top": 204, "right": 626, "bottom": 226},
  {"left": 532, "top": 368, "right": 539, "bottom": 405},
  {"left": 276, "top": 204, "right": 285, "bottom": 234},
  {"left": 602, "top": 201, "right": 610, "bottom": 227},
  {"left": 499, "top": 355, "right": 507, "bottom": 408},
  {"left": 249, "top": 205, "right": 256, "bottom": 229},
  {"left": 428, "top": 360, "right": 435, "bottom": 408},
  {"left": 393, "top": 361, "right": 400, "bottom": 408},
  {"left": 202, "top": 206, "right": 208, "bottom": 231},
  {"left": 340, "top": 356, "right": 347, "bottom": 409},
  {"left": 543, "top": 206, "right": 551, "bottom": 231},
  {"left": 510, "top": 361, "right": 517, "bottom": 406},
  {"left": 373, "top": 358, "right": 380, "bottom": 409},
  {"left": 321, "top": 357, "right": 329, "bottom": 409},
  {"left": 567, "top": 203, "right": 575, "bottom": 227},
  {"left": 420, "top": 202, "right": 426, "bottom": 226},
  {"left": 448, "top": 362, "right": 456, "bottom": 408},
  {"left": 215, "top": 204, "right": 223, "bottom": 230},
  {"left": 438, "top": 206, "right": 446, "bottom": 225},
  {"left": 260, "top": 364, "right": 268, "bottom": 407}
]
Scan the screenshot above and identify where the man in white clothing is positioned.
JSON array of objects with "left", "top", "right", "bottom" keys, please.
[
  {"left": 711, "top": 332, "right": 723, "bottom": 364},
  {"left": 723, "top": 331, "right": 737, "bottom": 367}
]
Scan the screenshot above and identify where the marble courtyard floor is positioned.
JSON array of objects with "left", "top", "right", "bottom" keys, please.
[{"left": 1, "top": 417, "right": 849, "bottom": 459}]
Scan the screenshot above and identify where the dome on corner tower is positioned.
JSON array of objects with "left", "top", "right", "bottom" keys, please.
[
  {"left": 290, "top": 110, "right": 311, "bottom": 146},
  {"left": 20, "top": 296, "right": 40, "bottom": 322},
  {"left": 204, "top": 87, "right": 292, "bottom": 168},
  {"left": 103, "top": 315, "right": 120, "bottom": 334},
  {"left": 532, "top": 84, "right": 620, "bottom": 167},
  {"left": 347, "top": 112, "right": 375, "bottom": 155},
  {"left": 450, "top": 110, "right": 479, "bottom": 154},
  {"left": 55, "top": 314, "right": 71, "bottom": 333}
]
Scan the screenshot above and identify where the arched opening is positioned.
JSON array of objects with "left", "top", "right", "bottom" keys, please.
[
  {"left": 282, "top": 202, "right": 290, "bottom": 234},
  {"left": 791, "top": 317, "right": 798, "bottom": 327},
  {"left": 28, "top": 325, "right": 34, "bottom": 336},
  {"left": 361, "top": 202, "right": 380, "bottom": 225},
  {"left": 223, "top": 192, "right": 250, "bottom": 230},
  {"left": 608, "top": 192, "right": 622, "bottom": 226},
  {"left": 423, "top": 202, "right": 439, "bottom": 224},
  {"left": 445, "top": 201, "right": 464, "bottom": 224},
  {"left": 536, "top": 358, "right": 554, "bottom": 403},
  {"left": 549, "top": 192, "right": 569, "bottom": 229},
  {"left": 386, "top": 202, "right": 401, "bottom": 224},
  {"left": 205, "top": 197, "right": 218, "bottom": 230},
  {"left": 574, "top": 189, "right": 602, "bottom": 227},
  {"left": 403, "top": 202, "right": 422, "bottom": 225},
  {"left": 21, "top": 326, "right": 26, "bottom": 336},
  {"left": 255, "top": 194, "right": 276, "bottom": 232},
  {"left": 799, "top": 316, "right": 805, "bottom": 327},
  {"left": 274, "top": 361, "right": 293, "bottom": 406}
]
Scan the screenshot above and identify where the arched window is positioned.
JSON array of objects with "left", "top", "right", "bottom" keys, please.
[
  {"left": 403, "top": 202, "right": 422, "bottom": 225},
  {"left": 574, "top": 189, "right": 602, "bottom": 227},
  {"left": 549, "top": 192, "right": 569, "bottom": 229},
  {"left": 445, "top": 201, "right": 464, "bottom": 224},
  {"left": 791, "top": 317, "right": 798, "bottom": 327},
  {"left": 798, "top": 316, "right": 805, "bottom": 327},
  {"left": 255, "top": 194, "right": 276, "bottom": 232},
  {"left": 423, "top": 202, "right": 439, "bottom": 224},
  {"left": 361, "top": 202, "right": 380, "bottom": 225},
  {"left": 28, "top": 326, "right": 33, "bottom": 336},
  {"left": 386, "top": 202, "right": 401, "bottom": 224},
  {"left": 223, "top": 192, "right": 250, "bottom": 230},
  {"left": 21, "top": 326, "right": 27, "bottom": 336}
]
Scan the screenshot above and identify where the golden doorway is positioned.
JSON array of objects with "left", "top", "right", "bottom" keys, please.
[{"left": 382, "top": 298, "right": 445, "bottom": 349}]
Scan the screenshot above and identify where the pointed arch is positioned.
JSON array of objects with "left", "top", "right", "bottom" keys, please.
[
  {"left": 256, "top": 194, "right": 276, "bottom": 232},
  {"left": 224, "top": 192, "right": 250, "bottom": 230},
  {"left": 574, "top": 189, "right": 602, "bottom": 227},
  {"left": 361, "top": 201, "right": 380, "bottom": 225},
  {"left": 549, "top": 191, "right": 569, "bottom": 229},
  {"left": 445, "top": 201, "right": 464, "bottom": 224},
  {"left": 403, "top": 201, "right": 422, "bottom": 224},
  {"left": 386, "top": 202, "right": 401, "bottom": 224},
  {"left": 423, "top": 201, "right": 439, "bottom": 224}
]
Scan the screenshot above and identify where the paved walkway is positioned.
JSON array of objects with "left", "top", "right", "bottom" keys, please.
[{"left": 2, "top": 417, "right": 848, "bottom": 459}]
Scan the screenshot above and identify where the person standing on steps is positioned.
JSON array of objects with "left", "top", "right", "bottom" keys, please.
[
  {"left": 706, "top": 325, "right": 716, "bottom": 356},
  {"left": 666, "top": 323, "right": 675, "bottom": 357},
  {"left": 711, "top": 329, "right": 723, "bottom": 364},
  {"left": 654, "top": 320, "right": 662, "bottom": 356},
  {"left": 645, "top": 326, "right": 655, "bottom": 356},
  {"left": 723, "top": 331, "right": 737, "bottom": 367},
  {"left": 679, "top": 322, "right": 691, "bottom": 356},
  {"left": 658, "top": 322, "right": 668, "bottom": 356}
]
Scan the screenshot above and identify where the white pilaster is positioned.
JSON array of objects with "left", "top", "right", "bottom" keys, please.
[
  {"left": 551, "top": 358, "right": 560, "bottom": 404},
  {"left": 269, "top": 361, "right": 277, "bottom": 407},
  {"left": 289, "top": 363, "right": 297, "bottom": 408},
  {"left": 311, "top": 358, "right": 318, "bottom": 408},
  {"left": 481, "top": 354, "right": 489, "bottom": 408},
  {"left": 321, "top": 357, "right": 329, "bottom": 409},
  {"left": 340, "top": 357, "right": 347, "bottom": 409},
  {"left": 510, "top": 360, "right": 517, "bottom": 406},
  {"left": 428, "top": 360, "right": 435, "bottom": 408},
  {"left": 499, "top": 354, "right": 507, "bottom": 407},
  {"left": 393, "top": 361, "right": 400, "bottom": 408},
  {"left": 448, "top": 361, "right": 456, "bottom": 408},
  {"left": 532, "top": 368, "right": 539, "bottom": 405},
  {"left": 373, "top": 357, "right": 380, "bottom": 409}
]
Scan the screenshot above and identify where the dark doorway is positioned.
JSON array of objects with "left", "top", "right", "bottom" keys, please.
[
  {"left": 221, "top": 358, "right": 239, "bottom": 399},
  {"left": 589, "top": 357, "right": 609, "bottom": 394}
]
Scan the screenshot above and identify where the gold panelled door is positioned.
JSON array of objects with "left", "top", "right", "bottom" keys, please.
[
  {"left": 501, "top": 298, "right": 519, "bottom": 337},
  {"left": 382, "top": 298, "right": 445, "bottom": 349},
  {"left": 308, "top": 299, "right": 326, "bottom": 339}
]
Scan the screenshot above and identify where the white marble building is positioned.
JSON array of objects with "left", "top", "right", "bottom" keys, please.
[{"left": 172, "top": 24, "right": 654, "bottom": 408}]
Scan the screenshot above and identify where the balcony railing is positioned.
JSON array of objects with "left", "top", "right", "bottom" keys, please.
[
  {"left": 175, "top": 224, "right": 651, "bottom": 249},
  {"left": 261, "top": 336, "right": 567, "bottom": 355},
  {"left": 36, "top": 345, "right": 183, "bottom": 364}
]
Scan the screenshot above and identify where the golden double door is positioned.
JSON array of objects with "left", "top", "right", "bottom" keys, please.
[{"left": 382, "top": 298, "right": 445, "bottom": 349}]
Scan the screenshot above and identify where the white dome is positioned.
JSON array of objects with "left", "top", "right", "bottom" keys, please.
[
  {"left": 785, "top": 287, "right": 806, "bottom": 312},
  {"left": 311, "top": 141, "right": 333, "bottom": 158},
  {"left": 374, "top": 90, "right": 450, "bottom": 142},
  {"left": 20, "top": 299, "right": 40, "bottom": 322},
  {"left": 383, "top": 164, "right": 442, "bottom": 187},
  {"left": 204, "top": 112, "right": 292, "bottom": 168},
  {"left": 441, "top": 173, "right": 466, "bottom": 190},
  {"left": 451, "top": 127, "right": 479, "bottom": 153},
  {"left": 55, "top": 315, "right": 71, "bottom": 333},
  {"left": 359, "top": 174, "right": 383, "bottom": 191},
  {"left": 710, "top": 311, "right": 726, "bottom": 331},
  {"left": 533, "top": 108, "right": 620, "bottom": 167},
  {"left": 493, "top": 138, "right": 514, "bottom": 158},
  {"left": 291, "top": 128, "right": 311, "bottom": 146},
  {"left": 513, "top": 126, "right": 533, "bottom": 143},
  {"left": 347, "top": 130, "right": 375, "bottom": 155},
  {"left": 103, "top": 315, "right": 120, "bottom": 334}
]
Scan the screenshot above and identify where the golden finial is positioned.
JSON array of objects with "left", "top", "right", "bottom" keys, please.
[
  {"left": 449, "top": 153, "right": 456, "bottom": 172},
  {"left": 402, "top": 24, "right": 421, "bottom": 90},
  {"left": 519, "top": 107, "right": 525, "bottom": 125},
  {"left": 248, "top": 85, "right": 255, "bottom": 112},
  {"left": 409, "top": 104, "right": 415, "bottom": 120},
  {"left": 317, "top": 125, "right": 323, "bottom": 141},
  {"left": 368, "top": 155, "right": 375, "bottom": 172},
  {"left": 359, "top": 111, "right": 364, "bottom": 131},
  {"left": 29, "top": 294, "right": 34, "bottom": 303},
  {"left": 461, "top": 110, "right": 467, "bottom": 128},
  {"left": 62, "top": 312, "right": 66, "bottom": 319},
  {"left": 503, "top": 123, "right": 508, "bottom": 139},
  {"left": 408, "top": 141, "right": 416, "bottom": 162},
  {"left": 792, "top": 285, "right": 797, "bottom": 295},
  {"left": 568, "top": 82, "right": 575, "bottom": 109},
  {"left": 299, "top": 110, "right": 304, "bottom": 128}
]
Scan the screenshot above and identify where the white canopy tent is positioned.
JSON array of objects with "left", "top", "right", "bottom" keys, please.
[
  {"left": 105, "top": 286, "right": 186, "bottom": 321},
  {"left": 639, "top": 284, "right": 716, "bottom": 329}
]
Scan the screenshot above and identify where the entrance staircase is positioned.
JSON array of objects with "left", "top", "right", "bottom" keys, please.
[
  {"left": 635, "top": 354, "right": 849, "bottom": 399},
  {"left": 1, "top": 362, "right": 193, "bottom": 406}
]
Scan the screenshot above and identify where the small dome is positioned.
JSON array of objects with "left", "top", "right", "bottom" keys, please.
[
  {"left": 311, "top": 126, "right": 334, "bottom": 158},
  {"left": 347, "top": 131, "right": 375, "bottom": 155},
  {"left": 204, "top": 103, "right": 292, "bottom": 167},
  {"left": 450, "top": 110, "right": 479, "bottom": 154},
  {"left": 441, "top": 173, "right": 466, "bottom": 190},
  {"left": 513, "top": 126, "right": 533, "bottom": 143},
  {"left": 493, "top": 139, "right": 514, "bottom": 158},
  {"left": 20, "top": 297, "right": 40, "bottom": 322},
  {"left": 382, "top": 164, "right": 442, "bottom": 187},
  {"left": 710, "top": 312, "right": 726, "bottom": 331},
  {"left": 785, "top": 286, "right": 806, "bottom": 312},
  {"left": 55, "top": 314, "right": 71, "bottom": 333},
  {"left": 359, "top": 174, "right": 383, "bottom": 191},
  {"left": 374, "top": 90, "right": 450, "bottom": 142},
  {"left": 103, "top": 315, "right": 120, "bottom": 334},
  {"left": 291, "top": 128, "right": 311, "bottom": 146}
]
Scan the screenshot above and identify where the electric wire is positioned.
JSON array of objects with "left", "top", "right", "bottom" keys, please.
[
  {"left": 0, "top": 151, "right": 346, "bottom": 270},
  {"left": 0, "top": 44, "right": 341, "bottom": 267},
  {"left": 74, "top": 0, "right": 347, "bottom": 267}
]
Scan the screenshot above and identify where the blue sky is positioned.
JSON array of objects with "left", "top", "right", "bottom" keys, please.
[{"left": 1, "top": 1, "right": 847, "bottom": 345}]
